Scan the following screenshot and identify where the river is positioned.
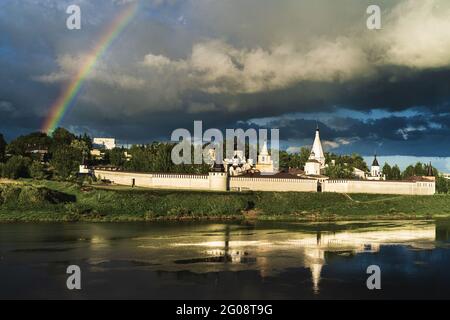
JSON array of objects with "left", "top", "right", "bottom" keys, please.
[{"left": 1, "top": 220, "right": 450, "bottom": 299}]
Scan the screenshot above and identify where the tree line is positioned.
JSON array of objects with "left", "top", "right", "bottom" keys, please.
[
  {"left": 0, "top": 128, "right": 210, "bottom": 181},
  {"left": 105, "top": 143, "right": 210, "bottom": 174},
  {"left": 0, "top": 128, "right": 89, "bottom": 180}
]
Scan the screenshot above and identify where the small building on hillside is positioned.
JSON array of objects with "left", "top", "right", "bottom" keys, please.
[
  {"left": 93, "top": 138, "right": 116, "bottom": 150},
  {"left": 27, "top": 147, "right": 49, "bottom": 163},
  {"left": 91, "top": 138, "right": 117, "bottom": 160}
]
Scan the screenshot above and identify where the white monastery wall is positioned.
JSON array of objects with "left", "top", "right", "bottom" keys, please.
[
  {"left": 95, "top": 170, "right": 153, "bottom": 188},
  {"left": 93, "top": 170, "right": 434, "bottom": 195},
  {"left": 230, "top": 177, "right": 317, "bottom": 192},
  {"left": 323, "top": 180, "right": 435, "bottom": 195},
  {"left": 209, "top": 172, "right": 229, "bottom": 191},
  {"left": 151, "top": 173, "right": 210, "bottom": 190},
  {"left": 93, "top": 170, "right": 213, "bottom": 191}
]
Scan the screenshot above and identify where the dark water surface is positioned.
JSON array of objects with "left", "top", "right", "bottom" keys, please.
[{"left": 1, "top": 220, "right": 450, "bottom": 299}]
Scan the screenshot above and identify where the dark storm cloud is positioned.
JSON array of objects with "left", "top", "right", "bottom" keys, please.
[
  {"left": 241, "top": 113, "right": 450, "bottom": 156},
  {"left": 1, "top": 0, "right": 450, "bottom": 158}
]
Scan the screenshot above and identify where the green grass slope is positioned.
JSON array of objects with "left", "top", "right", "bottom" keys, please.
[{"left": 0, "top": 180, "right": 449, "bottom": 222}]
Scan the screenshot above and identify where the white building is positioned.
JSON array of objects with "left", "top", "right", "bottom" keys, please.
[
  {"left": 353, "top": 167, "right": 366, "bottom": 179},
  {"left": 224, "top": 149, "right": 254, "bottom": 176},
  {"left": 304, "top": 152, "right": 321, "bottom": 176},
  {"left": 304, "top": 126, "right": 326, "bottom": 176},
  {"left": 255, "top": 140, "right": 275, "bottom": 174},
  {"left": 93, "top": 138, "right": 116, "bottom": 150},
  {"left": 366, "top": 155, "right": 385, "bottom": 181},
  {"left": 223, "top": 139, "right": 275, "bottom": 176}
]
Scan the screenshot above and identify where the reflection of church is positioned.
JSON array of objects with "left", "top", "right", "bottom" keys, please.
[{"left": 191, "top": 222, "right": 435, "bottom": 294}]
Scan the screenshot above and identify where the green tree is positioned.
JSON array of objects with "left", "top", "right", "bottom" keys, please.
[
  {"left": 51, "top": 127, "right": 76, "bottom": 147},
  {"left": 402, "top": 162, "right": 434, "bottom": 179},
  {"left": 108, "top": 147, "right": 127, "bottom": 167},
  {"left": 391, "top": 165, "right": 401, "bottom": 180},
  {"left": 279, "top": 151, "right": 290, "bottom": 169},
  {"left": 70, "top": 139, "right": 90, "bottom": 162},
  {"left": 298, "top": 147, "right": 311, "bottom": 168},
  {"left": 51, "top": 145, "right": 82, "bottom": 179},
  {"left": 436, "top": 176, "right": 449, "bottom": 194},
  {"left": 1, "top": 156, "right": 31, "bottom": 179},
  {"left": 280, "top": 147, "right": 310, "bottom": 169},
  {"left": 125, "top": 145, "right": 150, "bottom": 172},
  {"left": 151, "top": 143, "right": 173, "bottom": 172},
  {"left": 414, "top": 162, "right": 426, "bottom": 176},
  {"left": 324, "top": 164, "right": 354, "bottom": 179},
  {"left": 402, "top": 165, "right": 415, "bottom": 179},
  {"left": 124, "top": 142, "right": 211, "bottom": 174},
  {"left": 30, "top": 161, "right": 46, "bottom": 180},
  {"left": 382, "top": 163, "right": 392, "bottom": 179},
  {"left": 79, "top": 133, "right": 93, "bottom": 150},
  {"left": 326, "top": 152, "right": 368, "bottom": 171},
  {"left": 349, "top": 153, "right": 369, "bottom": 171},
  {"left": 0, "top": 133, "right": 6, "bottom": 162},
  {"left": 6, "top": 132, "right": 51, "bottom": 156}
]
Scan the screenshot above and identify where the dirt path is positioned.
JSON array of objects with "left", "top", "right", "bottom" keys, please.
[
  {"left": 343, "top": 193, "right": 403, "bottom": 204},
  {"left": 343, "top": 193, "right": 358, "bottom": 203}
]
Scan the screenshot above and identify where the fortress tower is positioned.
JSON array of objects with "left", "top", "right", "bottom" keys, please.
[{"left": 209, "top": 162, "right": 228, "bottom": 191}]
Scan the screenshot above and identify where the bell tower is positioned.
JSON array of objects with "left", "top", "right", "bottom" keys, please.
[{"left": 311, "top": 125, "right": 325, "bottom": 167}]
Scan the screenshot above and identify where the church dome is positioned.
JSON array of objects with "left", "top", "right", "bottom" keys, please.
[{"left": 372, "top": 155, "right": 379, "bottom": 167}]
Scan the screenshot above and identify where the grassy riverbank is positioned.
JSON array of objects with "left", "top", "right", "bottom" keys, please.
[{"left": 1, "top": 179, "right": 450, "bottom": 222}]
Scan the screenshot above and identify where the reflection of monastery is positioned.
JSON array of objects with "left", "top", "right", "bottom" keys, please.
[
  {"left": 170, "top": 222, "right": 437, "bottom": 294},
  {"left": 85, "top": 127, "right": 435, "bottom": 195}
]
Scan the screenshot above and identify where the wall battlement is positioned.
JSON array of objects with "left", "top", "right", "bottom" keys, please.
[
  {"left": 92, "top": 169, "right": 435, "bottom": 195},
  {"left": 323, "top": 179, "right": 435, "bottom": 195}
]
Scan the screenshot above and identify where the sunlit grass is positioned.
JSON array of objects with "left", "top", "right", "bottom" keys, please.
[{"left": 1, "top": 179, "right": 449, "bottom": 222}]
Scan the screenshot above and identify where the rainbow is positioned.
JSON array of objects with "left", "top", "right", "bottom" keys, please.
[{"left": 42, "top": 2, "right": 139, "bottom": 134}]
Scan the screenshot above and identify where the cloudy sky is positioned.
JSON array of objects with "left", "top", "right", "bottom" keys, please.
[{"left": 1, "top": 0, "right": 450, "bottom": 169}]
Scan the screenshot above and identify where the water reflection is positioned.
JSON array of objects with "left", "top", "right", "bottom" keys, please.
[
  {"left": 167, "top": 221, "right": 436, "bottom": 294},
  {"left": 1, "top": 220, "right": 450, "bottom": 299}
]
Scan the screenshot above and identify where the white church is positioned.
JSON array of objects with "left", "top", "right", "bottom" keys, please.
[
  {"left": 304, "top": 126, "right": 326, "bottom": 176},
  {"left": 302, "top": 126, "right": 385, "bottom": 181}
]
